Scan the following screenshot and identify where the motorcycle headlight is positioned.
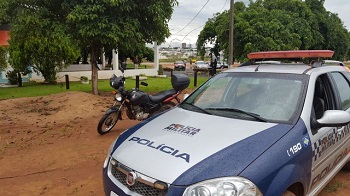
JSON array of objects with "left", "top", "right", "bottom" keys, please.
[
  {"left": 115, "top": 93, "right": 122, "bottom": 101},
  {"left": 103, "top": 139, "right": 117, "bottom": 168},
  {"left": 182, "top": 177, "right": 262, "bottom": 196}
]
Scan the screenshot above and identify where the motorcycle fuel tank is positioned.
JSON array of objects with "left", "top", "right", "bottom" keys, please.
[{"left": 128, "top": 90, "right": 150, "bottom": 105}]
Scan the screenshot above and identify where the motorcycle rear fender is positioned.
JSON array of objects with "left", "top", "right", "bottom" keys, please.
[{"left": 163, "top": 91, "right": 180, "bottom": 103}]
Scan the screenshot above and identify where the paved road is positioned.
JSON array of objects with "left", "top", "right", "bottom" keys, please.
[{"left": 163, "top": 68, "right": 210, "bottom": 77}]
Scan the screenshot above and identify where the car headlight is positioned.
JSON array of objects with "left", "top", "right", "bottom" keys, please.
[
  {"left": 183, "top": 177, "right": 262, "bottom": 196},
  {"left": 115, "top": 93, "right": 122, "bottom": 101},
  {"left": 103, "top": 139, "right": 117, "bottom": 168}
]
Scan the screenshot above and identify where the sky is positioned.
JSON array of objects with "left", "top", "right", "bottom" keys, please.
[{"left": 165, "top": 0, "right": 350, "bottom": 47}]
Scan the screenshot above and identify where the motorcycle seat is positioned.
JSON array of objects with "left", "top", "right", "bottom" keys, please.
[{"left": 149, "top": 89, "right": 178, "bottom": 103}]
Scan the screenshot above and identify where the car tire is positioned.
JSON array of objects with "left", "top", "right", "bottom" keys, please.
[
  {"left": 342, "top": 161, "right": 350, "bottom": 170},
  {"left": 282, "top": 190, "right": 296, "bottom": 196}
]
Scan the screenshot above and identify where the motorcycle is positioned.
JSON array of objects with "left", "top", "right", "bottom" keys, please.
[{"left": 97, "top": 69, "right": 190, "bottom": 135}]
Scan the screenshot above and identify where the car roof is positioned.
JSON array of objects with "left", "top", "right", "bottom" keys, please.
[
  {"left": 323, "top": 60, "right": 345, "bottom": 66},
  {"left": 228, "top": 64, "right": 311, "bottom": 74},
  {"left": 225, "top": 50, "right": 348, "bottom": 75},
  {"left": 226, "top": 63, "right": 348, "bottom": 75}
]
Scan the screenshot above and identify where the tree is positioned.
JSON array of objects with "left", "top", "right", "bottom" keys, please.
[
  {"left": 0, "top": 0, "right": 9, "bottom": 71},
  {"left": 141, "top": 46, "right": 155, "bottom": 62},
  {"left": 305, "top": 0, "right": 350, "bottom": 60},
  {"left": 115, "top": 44, "right": 155, "bottom": 66},
  {"left": 0, "top": 1, "right": 9, "bottom": 23},
  {"left": 66, "top": 0, "right": 178, "bottom": 94},
  {"left": 2, "top": 0, "right": 177, "bottom": 93},
  {"left": 197, "top": 0, "right": 350, "bottom": 62},
  {"left": 9, "top": 21, "right": 79, "bottom": 84},
  {"left": 0, "top": 46, "right": 7, "bottom": 71},
  {"left": 2, "top": 1, "right": 80, "bottom": 84}
]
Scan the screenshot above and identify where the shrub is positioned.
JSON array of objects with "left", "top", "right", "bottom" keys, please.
[
  {"left": 158, "top": 64, "right": 164, "bottom": 75},
  {"left": 6, "top": 70, "right": 18, "bottom": 85},
  {"left": 80, "top": 76, "right": 88, "bottom": 81}
]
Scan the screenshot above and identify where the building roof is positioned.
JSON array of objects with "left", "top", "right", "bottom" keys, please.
[{"left": 0, "top": 30, "right": 10, "bottom": 47}]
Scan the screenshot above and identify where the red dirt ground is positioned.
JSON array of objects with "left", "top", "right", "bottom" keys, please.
[{"left": 0, "top": 91, "right": 349, "bottom": 195}]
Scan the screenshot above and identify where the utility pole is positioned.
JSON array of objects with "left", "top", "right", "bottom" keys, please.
[{"left": 228, "top": 0, "right": 234, "bottom": 66}]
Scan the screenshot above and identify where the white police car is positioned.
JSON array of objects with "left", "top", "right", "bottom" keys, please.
[{"left": 103, "top": 50, "right": 350, "bottom": 196}]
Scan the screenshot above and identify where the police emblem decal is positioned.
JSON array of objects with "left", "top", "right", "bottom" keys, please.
[{"left": 303, "top": 136, "right": 310, "bottom": 147}]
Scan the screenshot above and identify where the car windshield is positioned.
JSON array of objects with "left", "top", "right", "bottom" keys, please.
[
  {"left": 175, "top": 61, "right": 183, "bottom": 64},
  {"left": 196, "top": 61, "right": 205, "bottom": 64},
  {"left": 181, "top": 72, "right": 307, "bottom": 123}
]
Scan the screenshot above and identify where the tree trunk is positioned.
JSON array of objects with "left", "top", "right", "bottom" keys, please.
[
  {"left": 91, "top": 46, "right": 99, "bottom": 95},
  {"left": 17, "top": 72, "right": 23, "bottom": 87}
]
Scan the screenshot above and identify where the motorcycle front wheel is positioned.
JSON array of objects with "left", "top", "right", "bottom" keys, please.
[{"left": 97, "top": 110, "right": 120, "bottom": 135}]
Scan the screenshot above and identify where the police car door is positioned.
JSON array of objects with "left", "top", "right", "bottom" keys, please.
[
  {"left": 309, "top": 72, "right": 350, "bottom": 193},
  {"left": 329, "top": 71, "right": 350, "bottom": 162}
]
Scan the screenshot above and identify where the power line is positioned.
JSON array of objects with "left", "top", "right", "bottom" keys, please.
[
  {"left": 170, "top": 0, "right": 230, "bottom": 44},
  {"left": 176, "top": 0, "right": 229, "bottom": 42},
  {"left": 219, "top": 0, "right": 229, "bottom": 12},
  {"left": 181, "top": 24, "right": 205, "bottom": 42},
  {"left": 173, "top": 0, "right": 210, "bottom": 35}
]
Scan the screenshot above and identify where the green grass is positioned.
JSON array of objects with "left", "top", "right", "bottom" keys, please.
[{"left": 0, "top": 76, "right": 208, "bottom": 100}]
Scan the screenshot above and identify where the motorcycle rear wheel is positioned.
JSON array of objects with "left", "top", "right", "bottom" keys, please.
[
  {"left": 97, "top": 111, "right": 120, "bottom": 135},
  {"left": 150, "top": 102, "right": 177, "bottom": 118}
]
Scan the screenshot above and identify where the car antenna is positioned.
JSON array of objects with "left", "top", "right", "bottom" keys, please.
[{"left": 255, "top": 59, "right": 262, "bottom": 72}]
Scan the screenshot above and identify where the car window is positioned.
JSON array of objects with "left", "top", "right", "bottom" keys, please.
[
  {"left": 311, "top": 74, "right": 339, "bottom": 126},
  {"left": 313, "top": 77, "right": 328, "bottom": 120},
  {"left": 330, "top": 72, "right": 350, "bottom": 110},
  {"left": 183, "top": 72, "right": 307, "bottom": 123},
  {"left": 191, "top": 77, "right": 232, "bottom": 106}
]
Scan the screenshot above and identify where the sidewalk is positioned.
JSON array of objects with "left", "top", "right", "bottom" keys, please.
[{"left": 0, "top": 83, "right": 17, "bottom": 88}]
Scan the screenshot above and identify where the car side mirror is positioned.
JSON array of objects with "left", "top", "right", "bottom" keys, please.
[{"left": 314, "top": 110, "right": 350, "bottom": 129}]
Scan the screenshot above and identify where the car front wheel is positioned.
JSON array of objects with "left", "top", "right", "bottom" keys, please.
[
  {"left": 282, "top": 190, "right": 296, "bottom": 196},
  {"left": 342, "top": 161, "right": 350, "bottom": 170}
]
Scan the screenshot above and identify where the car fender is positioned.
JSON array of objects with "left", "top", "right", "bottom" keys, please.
[
  {"left": 240, "top": 119, "right": 312, "bottom": 195},
  {"left": 264, "top": 163, "right": 306, "bottom": 195}
]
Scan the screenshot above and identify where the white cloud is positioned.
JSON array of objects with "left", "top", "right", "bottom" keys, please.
[
  {"left": 166, "top": 0, "right": 234, "bottom": 45},
  {"left": 324, "top": 0, "right": 350, "bottom": 30},
  {"left": 166, "top": 0, "right": 350, "bottom": 46}
]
